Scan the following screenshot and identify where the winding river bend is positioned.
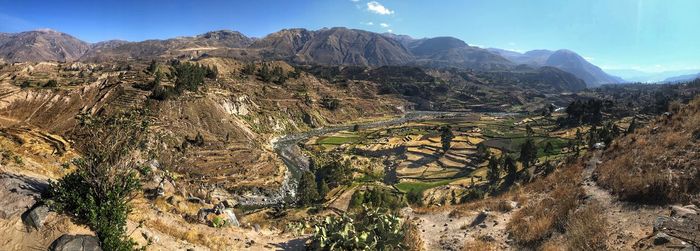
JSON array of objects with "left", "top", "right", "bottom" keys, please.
[{"left": 236, "top": 111, "right": 510, "bottom": 207}]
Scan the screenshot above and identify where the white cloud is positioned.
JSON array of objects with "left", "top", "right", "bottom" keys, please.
[
  {"left": 387, "top": 29, "right": 393, "bottom": 33},
  {"left": 583, "top": 56, "right": 595, "bottom": 62},
  {"left": 362, "top": 21, "right": 374, "bottom": 26},
  {"left": 380, "top": 23, "right": 390, "bottom": 28},
  {"left": 367, "top": 1, "right": 394, "bottom": 15},
  {"left": 350, "top": 0, "right": 360, "bottom": 2}
]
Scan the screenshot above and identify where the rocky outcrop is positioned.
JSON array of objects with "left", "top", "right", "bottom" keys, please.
[
  {"left": 637, "top": 206, "right": 700, "bottom": 250},
  {"left": 22, "top": 205, "right": 50, "bottom": 230},
  {"left": 0, "top": 173, "right": 48, "bottom": 219},
  {"left": 49, "top": 234, "right": 102, "bottom": 251}
]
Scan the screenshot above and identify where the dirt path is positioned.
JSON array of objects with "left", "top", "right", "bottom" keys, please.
[{"left": 581, "top": 150, "right": 667, "bottom": 250}]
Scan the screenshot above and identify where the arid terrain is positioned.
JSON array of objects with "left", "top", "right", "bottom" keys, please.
[{"left": 0, "top": 19, "right": 699, "bottom": 251}]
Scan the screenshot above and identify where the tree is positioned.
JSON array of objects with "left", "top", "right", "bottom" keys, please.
[
  {"left": 257, "top": 63, "right": 272, "bottom": 82},
  {"left": 502, "top": 155, "right": 518, "bottom": 185},
  {"left": 626, "top": 118, "right": 637, "bottom": 134},
  {"left": 147, "top": 60, "right": 158, "bottom": 73},
  {"left": 320, "top": 96, "right": 340, "bottom": 110},
  {"left": 47, "top": 110, "right": 149, "bottom": 251},
  {"left": 44, "top": 79, "right": 58, "bottom": 88},
  {"left": 241, "top": 63, "right": 256, "bottom": 75},
  {"left": 318, "top": 180, "right": 330, "bottom": 199},
  {"left": 525, "top": 124, "right": 534, "bottom": 137},
  {"left": 588, "top": 125, "right": 599, "bottom": 148},
  {"left": 543, "top": 141, "right": 555, "bottom": 157},
  {"left": 440, "top": 125, "right": 454, "bottom": 153},
  {"left": 475, "top": 143, "right": 490, "bottom": 162},
  {"left": 486, "top": 156, "right": 500, "bottom": 185},
  {"left": 519, "top": 137, "right": 538, "bottom": 169},
  {"left": 297, "top": 171, "right": 319, "bottom": 206}
]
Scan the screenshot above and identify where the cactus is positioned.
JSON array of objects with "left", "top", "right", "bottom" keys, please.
[{"left": 310, "top": 206, "right": 404, "bottom": 250}]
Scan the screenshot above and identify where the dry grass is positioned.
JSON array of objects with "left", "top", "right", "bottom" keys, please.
[
  {"left": 564, "top": 202, "right": 609, "bottom": 251},
  {"left": 461, "top": 239, "right": 497, "bottom": 251},
  {"left": 507, "top": 165, "right": 584, "bottom": 247},
  {"left": 403, "top": 219, "right": 425, "bottom": 251},
  {"left": 596, "top": 97, "right": 700, "bottom": 205},
  {"left": 447, "top": 189, "right": 527, "bottom": 218}
]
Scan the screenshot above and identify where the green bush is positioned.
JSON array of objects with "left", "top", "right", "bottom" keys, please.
[
  {"left": 319, "top": 96, "right": 340, "bottom": 110},
  {"left": 47, "top": 111, "right": 149, "bottom": 251},
  {"left": 311, "top": 207, "right": 405, "bottom": 251},
  {"left": 349, "top": 187, "right": 406, "bottom": 211}
]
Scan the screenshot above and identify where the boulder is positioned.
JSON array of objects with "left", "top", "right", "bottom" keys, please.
[
  {"left": 49, "top": 234, "right": 102, "bottom": 251},
  {"left": 22, "top": 205, "right": 49, "bottom": 230},
  {"left": 0, "top": 173, "right": 48, "bottom": 219},
  {"left": 653, "top": 233, "right": 671, "bottom": 245},
  {"left": 671, "top": 205, "right": 699, "bottom": 218},
  {"left": 224, "top": 209, "right": 240, "bottom": 227},
  {"left": 469, "top": 211, "right": 488, "bottom": 227}
]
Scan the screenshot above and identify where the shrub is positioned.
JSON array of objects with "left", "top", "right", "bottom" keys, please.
[
  {"left": 47, "top": 110, "right": 149, "bottom": 251},
  {"left": 44, "top": 79, "right": 58, "bottom": 88},
  {"left": 565, "top": 202, "right": 609, "bottom": 251},
  {"left": 349, "top": 187, "right": 406, "bottom": 211},
  {"left": 297, "top": 171, "right": 320, "bottom": 206},
  {"left": 320, "top": 96, "right": 340, "bottom": 110},
  {"left": 507, "top": 166, "right": 584, "bottom": 247},
  {"left": 310, "top": 207, "right": 405, "bottom": 250}
]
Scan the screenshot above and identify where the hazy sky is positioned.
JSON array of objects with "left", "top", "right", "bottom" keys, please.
[{"left": 1, "top": 0, "right": 698, "bottom": 72}]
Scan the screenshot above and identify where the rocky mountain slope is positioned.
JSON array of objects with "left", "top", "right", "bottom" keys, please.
[
  {"left": 0, "top": 28, "right": 566, "bottom": 74},
  {"left": 80, "top": 30, "right": 253, "bottom": 62},
  {"left": 489, "top": 48, "right": 624, "bottom": 86},
  {"left": 406, "top": 37, "right": 513, "bottom": 70},
  {"left": 0, "top": 30, "right": 90, "bottom": 62}
]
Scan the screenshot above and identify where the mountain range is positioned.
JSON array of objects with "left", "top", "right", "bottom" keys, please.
[
  {"left": 487, "top": 48, "right": 624, "bottom": 86},
  {"left": 605, "top": 69, "right": 700, "bottom": 83},
  {"left": 0, "top": 28, "right": 624, "bottom": 87}
]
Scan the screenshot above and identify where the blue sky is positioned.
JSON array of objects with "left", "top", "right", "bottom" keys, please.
[{"left": 0, "top": 0, "right": 698, "bottom": 72}]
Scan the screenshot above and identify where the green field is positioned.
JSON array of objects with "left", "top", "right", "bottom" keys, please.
[{"left": 395, "top": 179, "right": 456, "bottom": 194}]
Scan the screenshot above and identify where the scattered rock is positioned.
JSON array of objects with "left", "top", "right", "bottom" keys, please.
[
  {"left": 469, "top": 211, "right": 488, "bottom": 227},
  {"left": 671, "top": 205, "right": 699, "bottom": 218},
  {"left": 187, "top": 196, "right": 204, "bottom": 204},
  {"left": 253, "top": 224, "right": 261, "bottom": 232},
  {"left": 222, "top": 199, "right": 236, "bottom": 208},
  {"left": 197, "top": 208, "right": 211, "bottom": 223},
  {"left": 49, "top": 234, "right": 102, "bottom": 251},
  {"left": 22, "top": 205, "right": 50, "bottom": 230},
  {"left": 654, "top": 216, "right": 670, "bottom": 232},
  {"left": 213, "top": 202, "right": 225, "bottom": 215},
  {"left": 653, "top": 233, "right": 671, "bottom": 245},
  {"left": 224, "top": 209, "right": 240, "bottom": 227}
]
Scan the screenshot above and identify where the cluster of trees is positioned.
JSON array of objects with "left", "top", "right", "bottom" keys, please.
[
  {"left": 559, "top": 99, "right": 609, "bottom": 126},
  {"left": 485, "top": 154, "right": 518, "bottom": 187},
  {"left": 241, "top": 62, "right": 296, "bottom": 85},
  {"left": 147, "top": 60, "right": 217, "bottom": 100},
  {"left": 319, "top": 96, "right": 340, "bottom": 110},
  {"left": 256, "top": 63, "right": 288, "bottom": 84},
  {"left": 349, "top": 187, "right": 406, "bottom": 211},
  {"left": 587, "top": 121, "right": 621, "bottom": 148},
  {"left": 296, "top": 156, "right": 353, "bottom": 206}
]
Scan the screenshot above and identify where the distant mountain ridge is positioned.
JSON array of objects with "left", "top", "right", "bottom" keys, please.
[
  {"left": 488, "top": 48, "right": 624, "bottom": 86},
  {"left": 0, "top": 28, "right": 617, "bottom": 86},
  {"left": 664, "top": 72, "right": 700, "bottom": 83}
]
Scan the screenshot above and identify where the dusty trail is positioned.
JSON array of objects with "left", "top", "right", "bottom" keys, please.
[{"left": 581, "top": 150, "right": 666, "bottom": 250}]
